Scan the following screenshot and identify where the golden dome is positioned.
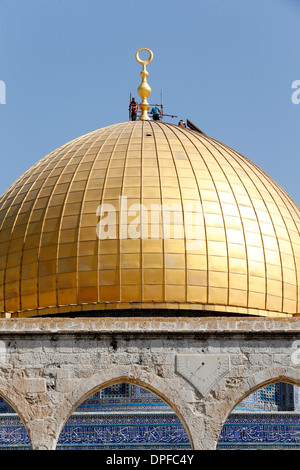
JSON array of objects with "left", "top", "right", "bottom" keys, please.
[{"left": 0, "top": 120, "right": 299, "bottom": 318}]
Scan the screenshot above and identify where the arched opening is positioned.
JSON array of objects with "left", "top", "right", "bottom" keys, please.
[
  {"left": 217, "top": 381, "right": 300, "bottom": 450},
  {"left": 0, "top": 395, "right": 31, "bottom": 449},
  {"left": 56, "top": 382, "right": 192, "bottom": 450}
]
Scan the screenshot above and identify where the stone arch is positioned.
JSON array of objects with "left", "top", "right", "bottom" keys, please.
[
  {"left": 225, "top": 365, "right": 300, "bottom": 422},
  {"left": 186, "top": 364, "right": 300, "bottom": 450},
  {"left": 0, "top": 386, "right": 32, "bottom": 449},
  {"left": 213, "top": 365, "right": 300, "bottom": 449},
  {"left": 53, "top": 368, "right": 196, "bottom": 450}
]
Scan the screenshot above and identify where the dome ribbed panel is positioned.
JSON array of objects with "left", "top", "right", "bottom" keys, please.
[{"left": 0, "top": 121, "right": 299, "bottom": 318}]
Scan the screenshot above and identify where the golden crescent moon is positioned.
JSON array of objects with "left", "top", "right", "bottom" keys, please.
[{"left": 135, "top": 48, "right": 154, "bottom": 66}]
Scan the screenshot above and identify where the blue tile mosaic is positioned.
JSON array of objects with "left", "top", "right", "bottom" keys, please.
[
  {"left": 56, "top": 413, "right": 190, "bottom": 450},
  {"left": 236, "top": 383, "right": 297, "bottom": 412},
  {"left": 217, "top": 412, "right": 300, "bottom": 449},
  {"left": 0, "top": 414, "right": 30, "bottom": 449}
]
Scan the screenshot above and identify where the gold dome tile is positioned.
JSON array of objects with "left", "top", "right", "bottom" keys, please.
[{"left": 0, "top": 120, "right": 299, "bottom": 318}]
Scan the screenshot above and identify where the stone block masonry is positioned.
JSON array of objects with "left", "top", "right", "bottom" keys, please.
[{"left": 0, "top": 316, "right": 299, "bottom": 450}]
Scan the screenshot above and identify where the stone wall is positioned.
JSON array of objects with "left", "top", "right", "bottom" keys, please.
[{"left": 0, "top": 316, "right": 299, "bottom": 450}]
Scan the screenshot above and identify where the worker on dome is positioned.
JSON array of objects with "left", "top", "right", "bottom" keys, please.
[
  {"left": 150, "top": 104, "right": 161, "bottom": 121},
  {"left": 129, "top": 98, "right": 139, "bottom": 121},
  {"left": 178, "top": 120, "right": 186, "bottom": 128}
]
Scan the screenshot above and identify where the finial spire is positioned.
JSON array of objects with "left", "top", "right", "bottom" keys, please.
[{"left": 135, "top": 48, "right": 153, "bottom": 121}]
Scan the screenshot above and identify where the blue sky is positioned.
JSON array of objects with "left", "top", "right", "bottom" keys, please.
[{"left": 0, "top": 0, "right": 299, "bottom": 204}]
